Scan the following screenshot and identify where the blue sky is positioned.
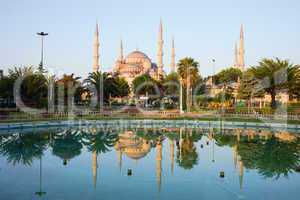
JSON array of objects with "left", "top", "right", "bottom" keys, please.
[{"left": 1, "top": 0, "right": 299, "bottom": 78}]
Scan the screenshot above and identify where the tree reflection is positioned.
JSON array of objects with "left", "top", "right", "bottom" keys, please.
[
  {"left": 176, "top": 129, "right": 200, "bottom": 170},
  {"left": 0, "top": 133, "right": 49, "bottom": 166},
  {"left": 82, "top": 128, "right": 118, "bottom": 154},
  {"left": 51, "top": 129, "right": 83, "bottom": 165},
  {"left": 238, "top": 136, "right": 300, "bottom": 179},
  {"left": 214, "top": 129, "right": 300, "bottom": 179}
]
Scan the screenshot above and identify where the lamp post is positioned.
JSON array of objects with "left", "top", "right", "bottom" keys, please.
[
  {"left": 35, "top": 156, "right": 46, "bottom": 197},
  {"left": 37, "top": 32, "right": 48, "bottom": 70},
  {"left": 212, "top": 59, "right": 216, "bottom": 86},
  {"left": 179, "top": 77, "right": 184, "bottom": 114}
]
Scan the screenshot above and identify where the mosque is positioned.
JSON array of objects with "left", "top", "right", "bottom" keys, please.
[{"left": 92, "top": 20, "right": 176, "bottom": 86}]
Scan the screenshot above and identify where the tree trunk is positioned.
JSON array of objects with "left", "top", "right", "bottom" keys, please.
[{"left": 270, "top": 89, "right": 277, "bottom": 109}]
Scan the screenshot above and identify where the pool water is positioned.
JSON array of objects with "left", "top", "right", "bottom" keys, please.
[{"left": 0, "top": 125, "right": 299, "bottom": 200}]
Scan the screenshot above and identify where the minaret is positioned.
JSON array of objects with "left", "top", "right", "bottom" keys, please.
[
  {"left": 119, "top": 39, "right": 124, "bottom": 62},
  {"left": 157, "top": 19, "right": 164, "bottom": 78},
  {"left": 93, "top": 22, "right": 100, "bottom": 72},
  {"left": 170, "top": 37, "right": 176, "bottom": 72},
  {"left": 238, "top": 25, "right": 245, "bottom": 71},
  {"left": 234, "top": 43, "right": 238, "bottom": 68}
]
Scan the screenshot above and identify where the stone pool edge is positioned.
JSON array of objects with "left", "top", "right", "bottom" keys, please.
[{"left": 0, "top": 119, "right": 299, "bottom": 131}]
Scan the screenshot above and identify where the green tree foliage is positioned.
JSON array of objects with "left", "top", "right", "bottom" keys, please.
[
  {"left": 132, "top": 73, "right": 160, "bottom": 96},
  {"left": 0, "top": 133, "right": 49, "bottom": 166},
  {"left": 238, "top": 69, "right": 264, "bottom": 100},
  {"left": 177, "top": 57, "right": 201, "bottom": 87},
  {"left": 214, "top": 67, "right": 242, "bottom": 85},
  {"left": 250, "top": 58, "right": 300, "bottom": 109},
  {"left": 163, "top": 72, "right": 179, "bottom": 96},
  {"left": 51, "top": 129, "right": 83, "bottom": 165},
  {"left": 85, "top": 72, "right": 130, "bottom": 104},
  {"left": 56, "top": 73, "right": 84, "bottom": 105},
  {"left": 0, "top": 76, "right": 15, "bottom": 102}
]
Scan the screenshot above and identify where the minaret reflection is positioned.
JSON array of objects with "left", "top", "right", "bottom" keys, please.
[
  {"left": 156, "top": 137, "right": 163, "bottom": 192},
  {"left": 92, "top": 150, "right": 98, "bottom": 188},
  {"left": 169, "top": 138, "right": 174, "bottom": 175},
  {"left": 233, "top": 145, "right": 238, "bottom": 169},
  {"left": 117, "top": 150, "right": 123, "bottom": 172},
  {"left": 238, "top": 157, "right": 244, "bottom": 190},
  {"left": 179, "top": 128, "right": 183, "bottom": 163}
]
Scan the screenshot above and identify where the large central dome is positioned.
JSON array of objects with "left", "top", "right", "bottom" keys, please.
[{"left": 125, "top": 50, "right": 151, "bottom": 64}]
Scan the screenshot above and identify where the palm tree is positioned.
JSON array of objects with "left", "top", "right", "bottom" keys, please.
[
  {"left": 56, "top": 73, "right": 83, "bottom": 105},
  {"left": 250, "top": 58, "right": 300, "bottom": 109},
  {"left": 85, "top": 72, "right": 126, "bottom": 104},
  {"left": 177, "top": 57, "right": 201, "bottom": 87},
  {"left": 132, "top": 73, "right": 160, "bottom": 96},
  {"left": 177, "top": 57, "right": 201, "bottom": 110},
  {"left": 8, "top": 66, "right": 34, "bottom": 79}
]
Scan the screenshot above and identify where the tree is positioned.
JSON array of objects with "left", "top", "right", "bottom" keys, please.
[
  {"left": 250, "top": 58, "right": 300, "bottom": 109},
  {"left": 113, "top": 76, "right": 130, "bottom": 98},
  {"left": 85, "top": 72, "right": 130, "bottom": 105},
  {"left": 0, "top": 76, "right": 15, "bottom": 106},
  {"left": 177, "top": 57, "right": 201, "bottom": 87},
  {"left": 21, "top": 73, "right": 48, "bottom": 108},
  {"left": 8, "top": 66, "right": 34, "bottom": 79},
  {"left": 177, "top": 57, "right": 201, "bottom": 110},
  {"left": 132, "top": 74, "right": 160, "bottom": 96},
  {"left": 163, "top": 72, "right": 180, "bottom": 96},
  {"left": 56, "top": 73, "right": 84, "bottom": 106},
  {"left": 214, "top": 67, "right": 242, "bottom": 85}
]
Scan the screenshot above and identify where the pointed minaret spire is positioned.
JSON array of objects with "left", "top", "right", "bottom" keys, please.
[
  {"left": 157, "top": 19, "right": 164, "bottom": 79},
  {"left": 170, "top": 37, "right": 176, "bottom": 72},
  {"left": 238, "top": 24, "right": 245, "bottom": 71},
  {"left": 93, "top": 22, "right": 100, "bottom": 72},
  {"left": 119, "top": 39, "right": 124, "bottom": 61}
]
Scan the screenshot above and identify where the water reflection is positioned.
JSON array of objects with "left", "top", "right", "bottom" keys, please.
[{"left": 0, "top": 126, "right": 299, "bottom": 196}]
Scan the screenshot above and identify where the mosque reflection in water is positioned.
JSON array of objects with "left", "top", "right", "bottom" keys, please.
[{"left": 0, "top": 126, "right": 299, "bottom": 193}]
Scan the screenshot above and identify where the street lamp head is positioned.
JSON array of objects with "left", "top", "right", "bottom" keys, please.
[{"left": 37, "top": 32, "right": 49, "bottom": 36}]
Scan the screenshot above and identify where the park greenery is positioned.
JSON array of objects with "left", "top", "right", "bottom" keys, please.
[{"left": 0, "top": 57, "right": 300, "bottom": 114}]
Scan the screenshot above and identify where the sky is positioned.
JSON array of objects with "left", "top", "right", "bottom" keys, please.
[{"left": 1, "top": 0, "right": 300, "bottom": 78}]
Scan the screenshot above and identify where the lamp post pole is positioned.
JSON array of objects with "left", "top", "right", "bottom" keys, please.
[
  {"left": 179, "top": 77, "right": 184, "bottom": 114},
  {"left": 212, "top": 59, "right": 216, "bottom": 85},
  {"left": 37, "top": 32, "right": 48, "bottom": 70}
]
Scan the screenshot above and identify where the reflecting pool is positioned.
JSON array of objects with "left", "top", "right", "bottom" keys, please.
[{"left": 0, "top": 125, "right": 300, "bottom": 200}]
